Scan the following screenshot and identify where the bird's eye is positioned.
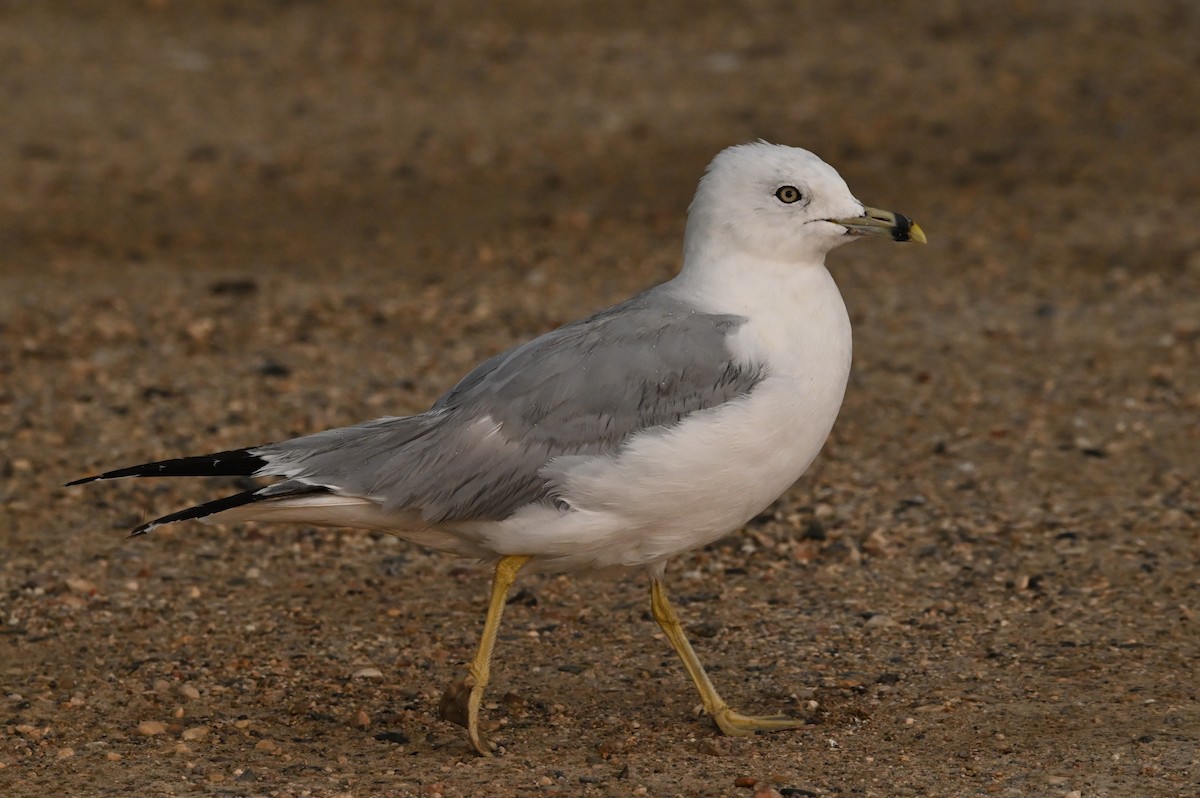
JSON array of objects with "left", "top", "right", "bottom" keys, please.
[{"left": 775, "top": 185, "right": 803, "bottom": 204}]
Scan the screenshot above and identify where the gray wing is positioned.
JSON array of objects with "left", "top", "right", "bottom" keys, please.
[{"left": 255, "top": 288, "right": 765, "bottom": 524}]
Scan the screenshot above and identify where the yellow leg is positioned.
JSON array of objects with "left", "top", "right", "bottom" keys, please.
[
  {"left": 438, "top": 555, "right": 532, "bottom": 755},
  {"left": 650, "top": 577, "right": 806, "bottom": 736}
]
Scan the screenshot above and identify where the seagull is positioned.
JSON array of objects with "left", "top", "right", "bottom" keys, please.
[{"left": 69, "top": 142, "right": 925, "bottom": 755}]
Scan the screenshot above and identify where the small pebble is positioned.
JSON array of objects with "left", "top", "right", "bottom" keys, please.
[
  {"left": 64, "top": 577, "right": 96, "bottom": 595},
  {"left": 105, "top": 752, "right": 122, "bottom": 762},
  {"left": 56, "top": 747, "right": 75, "bottom": 758},
  {"left": 735, "top": 776, "right": 758, "bottom": 788},
  {"left": 136, "top": 720, "right": 167, "bottom": 736},
  {"left": 353, "top": 667, "right": 383, "bottom": 679},
  {"left": 254, "top": 739, "right": 278, "bottom": 751},
  {"left": 374, "top": 731, "right": 410, "bottom": 744},
  {"left": 696, "top": 738, "right": 730, "bottom": 756},
  {"left": 351, "top": 709, "right": 371, "bottom": 730},
  {"left": 181, "top": 725, "right": 209, "bottom": 741},
  {"left": 179, "top": 684, "right": 201, "bottom": 701}
]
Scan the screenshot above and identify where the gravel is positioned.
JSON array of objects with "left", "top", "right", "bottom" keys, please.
[{"left": 2, "top": 2, "right": 1198, "bottom": 797}]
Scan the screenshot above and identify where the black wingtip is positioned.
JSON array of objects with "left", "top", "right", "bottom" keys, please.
[
  {"left": 124, "top": 482, "right": 330, "bottom": 537},
  {"left": 127, "top": 488, "right": 265, "bottom": 537},
  {"left": 66, "top": 448, "right": 268, "bottom": 486}
]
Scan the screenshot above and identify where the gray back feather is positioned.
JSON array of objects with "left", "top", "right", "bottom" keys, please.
[{"left": 255, "top": 288, "right": 764, "bottom": 523}]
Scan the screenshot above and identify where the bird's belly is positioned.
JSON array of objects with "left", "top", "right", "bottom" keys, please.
[{"left": 477, "top": 367, "right": 849, "bottom": 571}]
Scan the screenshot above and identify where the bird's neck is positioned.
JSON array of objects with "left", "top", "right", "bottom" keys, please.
[{"left": 671, "top": 243, "right": 835, "bottom": 318}]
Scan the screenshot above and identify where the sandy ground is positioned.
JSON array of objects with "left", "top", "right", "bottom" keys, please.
[{"left": 2, "top": 2, "right": 1198, "bottom": 796}]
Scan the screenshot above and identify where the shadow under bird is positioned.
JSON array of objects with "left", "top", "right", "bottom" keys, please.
[{"left": 69, "top": 141, "right": 925, "bottom": 755}]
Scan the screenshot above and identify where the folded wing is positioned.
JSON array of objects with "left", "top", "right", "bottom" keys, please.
[{"left": 73, "top": 288, "right": 766, "bottom": 533}]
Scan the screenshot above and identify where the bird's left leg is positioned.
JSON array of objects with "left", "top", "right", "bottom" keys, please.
[
  {"left": 438, "top": 554, "right": 532, "bottom": 755},
  {"left": 649, "top": 575, "right": 807, "bottom": 736}
]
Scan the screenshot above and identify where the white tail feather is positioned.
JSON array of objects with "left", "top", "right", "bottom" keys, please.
[
  {"left": 203, "top": 493, "right": 398, "bottom": 529},
  {"left": 200, "top": 493, "right": 485, "bottom": 557}
]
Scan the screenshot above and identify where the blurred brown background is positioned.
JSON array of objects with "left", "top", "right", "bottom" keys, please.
[{"left": 2, "top": 2, "right": 1198, "bottom": 796}]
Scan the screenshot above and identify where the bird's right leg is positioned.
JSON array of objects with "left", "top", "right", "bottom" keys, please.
[{"left": 649, "top": 575, "right": 807, "bottom": 736}]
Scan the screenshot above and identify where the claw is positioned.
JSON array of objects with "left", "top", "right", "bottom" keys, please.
[{"left": 712, "top": 707, "right": 808, "bottom": 736}]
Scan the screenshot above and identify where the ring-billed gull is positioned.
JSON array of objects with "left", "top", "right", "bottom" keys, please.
[{"left": 69, "top": 141, "right": 925, "bottom": 755}]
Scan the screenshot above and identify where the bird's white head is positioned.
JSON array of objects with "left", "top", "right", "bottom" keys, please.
[{"left": 682, "top": 142, "right": 924, "bottom": 269}]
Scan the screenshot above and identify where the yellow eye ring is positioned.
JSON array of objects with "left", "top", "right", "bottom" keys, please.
[{"left": 775, "top": 185, "right": 802, "bottom": 204}]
